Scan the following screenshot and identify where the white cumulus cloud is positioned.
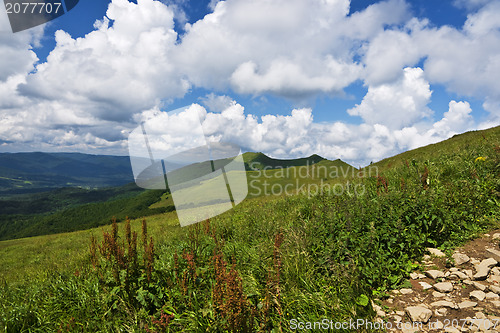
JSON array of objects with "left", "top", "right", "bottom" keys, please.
[
  {"left": 348, "top": 67, "right": 432, "bottom": 129},
  {"left": 19, "top": 0, "right": 187, "bottom": 120}
]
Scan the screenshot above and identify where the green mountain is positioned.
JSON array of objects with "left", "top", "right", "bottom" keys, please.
[{"left": 243, "top": 152, "right": 326, "bottom": 170}]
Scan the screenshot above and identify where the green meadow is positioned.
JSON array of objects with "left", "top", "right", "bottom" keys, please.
[{"left": 0, "top": 126, "right": 499, "bottom": 332}]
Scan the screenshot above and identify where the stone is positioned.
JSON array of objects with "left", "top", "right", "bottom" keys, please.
[
  {"left": 427, "top": 248, "right": 446, "bottom": 257},
  {"left": 492, "top": 233, "right": 500, "bottom": 240},
  {"left": 426, "top": 270, "right": 445, "bottom": 279},
  {"left": 474, "top": 258, "right": 498, "bottom": 280},
  {"left": 453, "top": 252, "right": 470, "bottom": 265},
  {"left": 465, "top": 270, "right": 474, "bottom": 279},
  {"left": 393, "top": 315, "right": 403, "bottom": 323},
  {"left": 489, "top": 285, "right": 500, "bottom": 294},
  {"left": 435, "top": 307, "right": 448, "bottom": 316},
  {"left": 430, "top": 300, "right": 457, "bottom": 309},
  {"left": 475, "top": 312, "right": 486, "bottom": 319},
  {"left": 485, "top": 248, "right": 500, "bottom": 263},
  {"left": 473, "top": 281, "right": 488, "bottom": 291},
  {"left": 491, "top": 300, "right": 500, "bottom": 307},
  {"left": 487, "top": 274, "right": 500, "bottom": 284},
  {"left": 432, "top": 291, "right": 446, "bottom": 298},
  {"left": 485, "top": 292, "right": 500, "bottom": 300},
  {"left": 434, "top": 282, "right": 454, "bottom": 293},
  {"left": 396, "top": 310, "right": 405, "bottom": 316},
  {"left": 458, "top": 300, "right": 477, "bottom": 309},
  {"left": 463, "top": 279, "right": 474, "bottom": 285},
  {"left": 491, "top": 267, "right": 500, "bottom": 275},
  {"left": 474, "top": 266, "right": 491, "bottom": 281},
  {"left": 450, "top": 271, "right": 468, "bottom": 280},
  {"left": 444, "top": 327, "right": 460, "bottom": 333},
  {"left": 410, "top": 272, "right": 420, "bottom": 280},
  {"left": 400, "top": 288, "right": 413, "bottom": 295},
  {"left": 419, "top": 282, "right": 433, "bottom": 290},
  {"left": 482, "top": 257, "right": 497, "bottom": 267},
  {"left": 470, "top": 290, "right": 486, "bottom": 301},
  {"left": 405, "top": 306, "right": 432, "bottom": 323}
]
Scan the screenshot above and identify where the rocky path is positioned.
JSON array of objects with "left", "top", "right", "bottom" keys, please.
[{"left": 374, "top": 230, "right": 500, "bottom": 332}]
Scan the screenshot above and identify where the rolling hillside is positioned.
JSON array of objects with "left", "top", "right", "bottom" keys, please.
[{"left": 243, "top": 152, "right": 326, "bottom": 170}]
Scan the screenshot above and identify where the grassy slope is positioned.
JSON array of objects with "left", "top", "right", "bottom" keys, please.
[{"left": 0, "top": 211, "right": 181, "bottom": 285}]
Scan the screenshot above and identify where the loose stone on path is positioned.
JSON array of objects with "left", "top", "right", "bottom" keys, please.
[
  {"left": 433, "top": 282, "right": 453, "bottom": 293},
  {"left": 405, "top": 306, "right": 432, "bottom": 323}
]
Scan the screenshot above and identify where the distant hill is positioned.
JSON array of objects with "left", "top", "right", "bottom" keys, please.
[
  {"left": 0, "top": 152, "right": 134, "bottom": 195},
  {"left": 243, "top": 152, "right": 326, "bottom": 170}
]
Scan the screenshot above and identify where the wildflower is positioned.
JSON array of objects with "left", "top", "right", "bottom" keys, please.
[{"left": 475, "top": 156, "right": 486, "bottom": 162}]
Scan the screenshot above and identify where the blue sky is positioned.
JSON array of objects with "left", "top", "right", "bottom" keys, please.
[{"left": 0, "top": 0, "right": 499, "bottom": 165}]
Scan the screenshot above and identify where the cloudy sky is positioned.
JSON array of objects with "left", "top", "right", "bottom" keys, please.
[{"left": 0, "top": 0, "right": 499, "bottom": 166}]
